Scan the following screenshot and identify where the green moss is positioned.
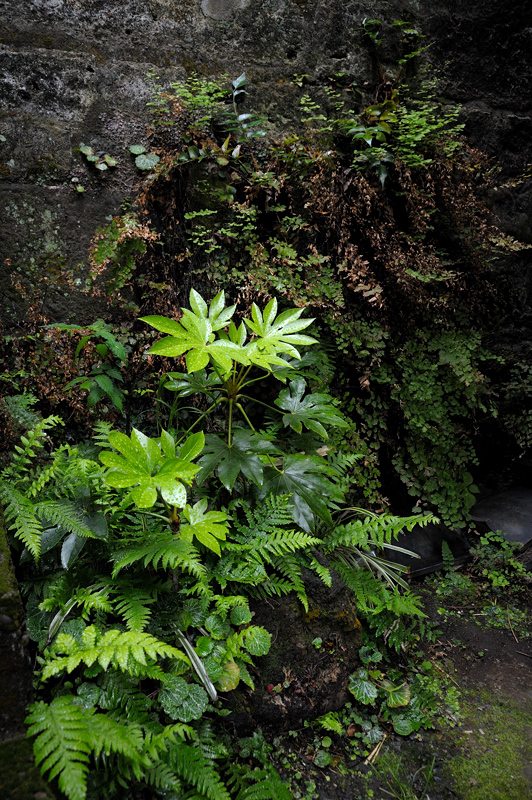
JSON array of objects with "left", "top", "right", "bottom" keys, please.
[
  {"left": 447, "top": 691, "right": 532, "bottom": 800},
  {"left": 0, "top": 738, "right": 56, "bottom": 800}
]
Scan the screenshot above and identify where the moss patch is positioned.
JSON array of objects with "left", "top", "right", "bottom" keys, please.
[{"left": 446, "top": 691, "right": 532, "bottom": 800}]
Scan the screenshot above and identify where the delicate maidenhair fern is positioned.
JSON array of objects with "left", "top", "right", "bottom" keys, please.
[
  {"left": 42, "top": 625, "right": 189, "bottom": 680},
  {"left": 112, "top": 533, "right": 205, "bottom": 578}
]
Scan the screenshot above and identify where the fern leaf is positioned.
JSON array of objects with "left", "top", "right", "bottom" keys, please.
[
  {"left": 26, "top": 697, "right": 91, "bottom": 800},
  {"left": 169, "top": 742, "right": 231, "bottom": 800},
  {"left": 0, "top": 483, "right": 43, "bottom": 557},
  {"left": 113, "top": 587, "right": 158, "bottom": 631},
  {"left": 112, "top": 534, "right": 205, "bottom": 578},
  {"left": 237, "top": 769, "right": 292, "bottom": 800},
  {"left": 42, "top": 625, "right": 189, "bottom": 680},
  {"left": 34, "top": 500, "right": 96, "bottom": 538}
]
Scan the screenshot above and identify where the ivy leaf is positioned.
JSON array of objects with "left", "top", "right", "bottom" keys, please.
[
  {"left": 159, "top": 676, "right": 209, "bottom": 722},
  {"left": 348, "top": 669, "right": 378, "bottom": 704},
  {"left": 180, "top": 499, "right": 229, "bottom": 555},
  {"left": 244, "top": 298, "right": 317, "bottom": 367},
  {"left": 261, "top": 454, "right": 344, "bottom": 531},
  {"left": 197, "top": 430, "right": 280, "bottom": 490},
  {"left": 274, "top": 377, "right": 348, "bottom": 438}
]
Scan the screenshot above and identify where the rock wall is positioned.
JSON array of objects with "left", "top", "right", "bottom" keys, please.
[{"left": 1, "top": 0, "right": 530, "bottom": 326}]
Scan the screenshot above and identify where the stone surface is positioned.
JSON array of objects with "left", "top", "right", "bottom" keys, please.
[{"left": 0, "top": 509, "right": 32, "bottom": 742}]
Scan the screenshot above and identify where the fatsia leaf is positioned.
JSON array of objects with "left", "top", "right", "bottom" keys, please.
[
  {"left": 244, "top": 299, "right": 317, "bottom": 366},
  {"left": 141, "top": 310, "right": 248, "bottom": 373},
  {"left": 274, "top": 377, "right": 348, "bottom": 438},
  {"left": 100, "top": 428, "right": 199, "bottom": 509},
  {"left": 180, "top": 499, "right": 229, "bottom": 555},
  {"left": 261, "top": 454, "right": 344, "bottom": 531},
  {"left": 197, "top": 430, "right": 280, "bottom": 490},
  {"left": 163, "top": 369, "right": 222, "bottom": 398}
]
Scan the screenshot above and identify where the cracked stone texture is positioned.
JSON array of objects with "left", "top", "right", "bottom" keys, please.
[{"left": 0, "top": 0, "right": 530, "bottom": 319}]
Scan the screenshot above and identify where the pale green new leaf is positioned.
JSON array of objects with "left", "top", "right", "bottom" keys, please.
[
  {"left": 180, "top": 499, "right": 229, "bottom": 555},
  {"left": 244, "top": 299, "right": 317, "bottom": 366}
]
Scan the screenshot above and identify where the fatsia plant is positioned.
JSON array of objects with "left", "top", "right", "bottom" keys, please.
[{"left": 142, "top": 288, "right": 349, "bottom": 530}]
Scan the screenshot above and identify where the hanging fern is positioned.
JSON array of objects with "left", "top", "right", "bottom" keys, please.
[{"left": 0, "top": 483, "right": 43, "bottom": 557}]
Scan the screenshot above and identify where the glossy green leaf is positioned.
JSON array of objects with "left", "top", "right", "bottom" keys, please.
[
  {"left": 197, "top": 430, "right": 280, "bottom": 490},
  {"left": 274, "top": 377, "right": 348, "bottom": 438},
  {"left": 348, "top": 669, "right": 378, "bottom": 704},
  {"left": 159, "top": 676, "right": 209, "bottom": 722},
  {"left": 261, "top": 454, "right": 344, "bottom": 531}
]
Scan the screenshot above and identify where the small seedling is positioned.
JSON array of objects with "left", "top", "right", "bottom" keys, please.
[
  {"left": 79, "top": 143, "right": 117, "bottom": 171},
  {"left": 129, "top": 144, "right": 160, "bottom": 170}
]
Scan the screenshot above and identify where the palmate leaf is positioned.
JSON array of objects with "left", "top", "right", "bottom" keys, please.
[
  {"left": 261, "top": 454, "right": 345, "bottom": 531},
  {"left": 42, "top": 625, "right": 189, "bottom": 680},
  {"left": 244, "top": 297, "right": 317, "bottom": 365},
  {"left": 141, "top": 293, "right": 247, "bottom": 373},
  {"left": 180, "top": 498, "right": 229, "bottom": 555},
  {"left": 197, "top": 430, "right": 280, "bottom": 490},
  {"left": 274, "top": 377, "right": 348, "bottom": 438},
  {"left": 100, "top": 428, "right": 202, "bottom": 508}
]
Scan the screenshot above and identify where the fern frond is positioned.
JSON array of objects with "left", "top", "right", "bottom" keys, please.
[
  {"left": 26, "top": 446, "right": 70, "bottom": 498},
  {"left": 26, "top": 697, "right": 92, "bottom": 800},
  {"left": 34, "top": 500, "right": 96, "bottom": 538},
  {"left": 0, "top": 483, "right": 43, "bottom": 556},
  {"left": 42, "top": 625, "right": 189, "bottom": 680},
  {"left": 168, "top": 742, "right": 231, "bottom": 800},
  {"left": 112, "top": 586, "right": 158, "bottom": 631},
  {"left": 271, "top": 554, "right": 307, "bottom": 609},
  {"left": 97, "top": 671, "right": 154, "bottom": 723},
  {"left": 236, "top": 768, "right": 292, "bottom": 800},
  {"left": 112, "top": 534, "right": 205, "bottom": 578},
  {"left": 1, "top": 414, "right": 63, "bottom": 480}
]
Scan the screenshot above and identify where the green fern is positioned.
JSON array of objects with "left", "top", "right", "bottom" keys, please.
[
  {"left": 1, "top": 415, "right": 63, "bottom": 481},
  {"left": 112, "top": 533, "right": 205, "bottom": 578},
  {"left": 0, "top": 483, "right": 43, "bottom": 556},
  {"left": 26, "top": 697, "right": 92, "bottom": 800},
  {"left": 42, "top": 625, "right": 189, "bottom": 680},
  {"left": 26, "top": 696, "right": 149, "bottom": 800},
  {"left": 168, "top": 742, "right": 232, "bottom": 800},
  {"left": 34, "top": 500, "right": 97, "bottom": 538}
]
